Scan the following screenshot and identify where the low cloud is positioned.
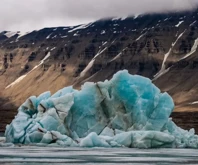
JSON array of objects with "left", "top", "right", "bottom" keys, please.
[{"left": 0, "top": 0, "right": 198, "bottom": 31}]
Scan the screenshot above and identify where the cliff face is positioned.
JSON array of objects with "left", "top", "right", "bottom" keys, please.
[{"left": 1, "top": 9, "right": 198, "bottom": 131}]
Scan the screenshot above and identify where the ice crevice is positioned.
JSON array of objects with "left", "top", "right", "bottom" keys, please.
[{"left": 4, "top": 70, "right": 198, "bottom": 148}]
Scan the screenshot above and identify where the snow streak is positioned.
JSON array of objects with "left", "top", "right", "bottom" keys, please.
[
  {"left": 6, "top": 52, "right": 51, "bottom": 89},
  {"left": 154, "top": 30, "right": 186, "bottom": 80}
]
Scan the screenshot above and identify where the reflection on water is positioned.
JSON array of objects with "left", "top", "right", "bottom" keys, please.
[{"left": 0, "top": 146, "right": 198, "bottom": 165}]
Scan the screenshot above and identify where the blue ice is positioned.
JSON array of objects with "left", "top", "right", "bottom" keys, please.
[{"left": 4, "top": 70, "right": 198, "bottom": 148}]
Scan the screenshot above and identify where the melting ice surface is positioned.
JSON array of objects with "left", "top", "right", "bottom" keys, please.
[{"left": 5, "top": 70, "right": 198, "bottom": 148}]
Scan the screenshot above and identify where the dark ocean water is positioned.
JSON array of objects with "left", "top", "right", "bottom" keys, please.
[{"left": 0, "top": 146, "right": 198, "bottom": 165}]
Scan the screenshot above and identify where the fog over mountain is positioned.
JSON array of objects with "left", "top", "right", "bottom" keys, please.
[{"left": 0, "top": 0, "right": 198, "bottom": 31}]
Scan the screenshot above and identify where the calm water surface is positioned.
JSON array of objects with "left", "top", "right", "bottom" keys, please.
[{"left": 0, "top": 146, "right": 198, "bottom": 165}]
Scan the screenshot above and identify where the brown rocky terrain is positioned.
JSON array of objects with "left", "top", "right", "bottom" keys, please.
[
  {"left": 171, "top": 112, "right": 198, "bottom": 133},
  {"left": 1, "top": 9, "right": 198, "bottom": 132}
]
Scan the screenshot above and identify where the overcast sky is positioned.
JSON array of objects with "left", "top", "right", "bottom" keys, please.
[{"left": 1, "top": 0, "right": 198, "bottom": 32}]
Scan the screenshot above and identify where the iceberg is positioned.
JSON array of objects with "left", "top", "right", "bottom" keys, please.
[{"left": 4, "top": 70, "right": 198, "bottom": 148}]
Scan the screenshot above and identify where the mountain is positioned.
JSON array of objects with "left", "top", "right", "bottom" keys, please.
[{"left": 1, "top": 9, "right": 198, "bottom": 131}]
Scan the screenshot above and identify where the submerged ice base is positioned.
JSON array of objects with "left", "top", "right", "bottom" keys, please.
[{"left": 5, "top": 70, "right": 198, "bottom": 148}]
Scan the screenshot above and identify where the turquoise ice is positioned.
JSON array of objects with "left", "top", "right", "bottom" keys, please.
[{"left": 5, "top": 70, "right": 198, "bottom": 148}]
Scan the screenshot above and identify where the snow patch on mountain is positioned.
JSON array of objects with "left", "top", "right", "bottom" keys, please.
[
  {"left": 61, "top": 35, "right": 67, "bottom": 38},
  {"left": 4, "top": 31, "right": 18, "bottom": 38},
  {"left": 80, "top": 47, "right": 107, "bottom": 77},
  {"left": 154, "top": 30, "right": 186, "bottom": 80},
  {"left": 6, "top": 52, "right": 51, "bottom": 89},
  {"left": 136, "top": 32, "right": 146, "bottom": 41},
  {"left": 112, "top": 16, "right": 128, "bottom": 21},
  {"left": 101, "top": 30, "right": 106, "bottom": 35},
  {"left": 181, "top": 38, "right": 198, "bottom": 60},
  {"left": 121, "top": 16, "right": 128, "bottom": 21},
  {"left": 190, "top": 101, "right": 198, "bottom": 105},
  {"left": 68, "top": 23, "right": 92, "bottom": 33},
  {"left": 73, "top": 33, "right": 79, "bottom": 36},
  {"left": 190, "top": 21, "right": 197, "bottom": 26},
  {"left": 52, "top": 35, "right": 57, "bottom": 39},
  {"left": 102, "top": 41, "right": 107, "bottom": 46},
  {"left": 133, "top": 14, "right": 139, "bottom": 19},
  {"left": 172, "top": 30, "right": 186, "bottom": 46},
  {"left": 17, "top": 31, "right": 31, "bottom": 39},
  {"left": 51, "top": 47, "right": 56, "bottom": 51},
  {"left": 175, "top": 21, "right": 184, "bottom": 27},
  {"left": 110, "top": 47, "right": 127, "bottom": 62},
  {"left": 46, "top": 33, "right": 53, "bottom": 39}
]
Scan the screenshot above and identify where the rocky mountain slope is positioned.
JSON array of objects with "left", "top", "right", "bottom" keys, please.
[{"left": 1, "top": 9, "right": 198, "bottom": 131}]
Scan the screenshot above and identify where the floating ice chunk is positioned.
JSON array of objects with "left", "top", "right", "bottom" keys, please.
[
  {"left": 0, "top": 142, "right": 14, "bottom": 147},
  {"left": 100, "top": 127, "right": 115, "bottom": 137},
  {"left": 80, "top": 132, "right": 110, "bottom": 147},
  {"left": 0, "top": 137, "right": 5, "bottom": 143},
  {"left": 4, "top": 70, "right": 198, "bottom": 148}
]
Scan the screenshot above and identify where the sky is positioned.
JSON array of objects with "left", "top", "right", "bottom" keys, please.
[{"left": 0, "top": 0, "right": 198, "bottom": 32}]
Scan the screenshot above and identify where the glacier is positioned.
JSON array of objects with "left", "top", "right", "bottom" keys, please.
[{"left": 4, "top": 70, "right": 198, "bottom": 148}]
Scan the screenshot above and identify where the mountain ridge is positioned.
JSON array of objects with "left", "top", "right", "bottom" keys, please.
[{"left": 1, "top": 8, "right": 198, "bottom": 131}]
